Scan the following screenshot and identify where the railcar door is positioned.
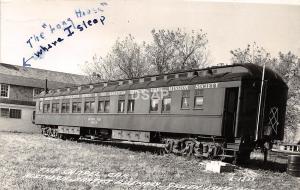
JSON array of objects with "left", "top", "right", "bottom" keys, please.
[{"left": 222, "top": 87, "right": 239, "bottom": 142}]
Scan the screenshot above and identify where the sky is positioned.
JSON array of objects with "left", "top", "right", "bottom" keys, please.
[{"left": 1, "top": 0, "right": 300, "bottom": 75}]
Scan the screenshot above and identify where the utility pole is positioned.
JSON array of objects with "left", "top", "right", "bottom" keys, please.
[{"left": 255, "top": 61, "right": 266, "bottom": 141}]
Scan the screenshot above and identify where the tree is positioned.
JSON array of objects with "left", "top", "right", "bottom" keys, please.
[
  {"left": 146, "top": 28, "right": 209, "bottom": 74},
  {"left": 81, "top": 54, "right": 116, "bottom": 81},
  {"left": 275, "top": 52, "right": 300, "bottom": 142},
  {"left": 82, "top": 35, "right": 151, "bottom": 80},
  {"left": 230, "top": 43, "right": 300, "bottom": 142},
  {"left": 110, "top": 35, "right": 151, "bottom": 79},
  {"left": 83, "top": 29, "right": 210, "bottom": 79},
  {"left": 230, "top": 42, "right": 276, "bottom": 67}
]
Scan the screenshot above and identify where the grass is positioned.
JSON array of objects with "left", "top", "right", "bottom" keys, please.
[{"left": 0, "top": 132, "right": 299, "bottom": 190}]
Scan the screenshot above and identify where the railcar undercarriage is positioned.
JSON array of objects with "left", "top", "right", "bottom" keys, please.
[{"left": 40, "top": 125, "right": 253, "bottom": 164}]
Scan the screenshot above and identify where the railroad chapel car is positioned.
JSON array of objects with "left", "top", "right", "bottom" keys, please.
[{"left": 34, "top": 64, "right": 288, "bottom": 162}]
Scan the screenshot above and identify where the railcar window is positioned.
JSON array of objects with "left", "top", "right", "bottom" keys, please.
[
  {"left": 194, "top": 89, "right": 204, "bottom": 109},
  {"left": 127, "top": 99, "right": 135, "bottom": 112},
  {"left": 162, "top": 98, "right": 171, "bottom": 112},
  {"left": 98, "top": 98, "right": 110, "bottom": 113},
  {"left": 85, "top": 101, "right": 95, "bottom": 113},
  {"left": 98, "top": 101, "right": 104, "bottom": 112},
  {"left": 118, "top": 95, "right": 125, "bottom": 113},
  {"left": 43, "top": 104, "right": 50, "bottom": 113},
  {"left": 162, "top": 91, "right": 171, "bottom": 112},
  {"left": 39, "top": 102, "right": 43, "bottom": 111},
  {"left": 10, "top": 109, "right": 21, "bottom": 119},
  {"left": 118, "top": 100, "right": 125, "bottom": 113},
  {"left": 150, "top": 98, "right": 159, "bottom": 112},
  {"left": 104, "top": 101, "right": 110, "bottom": 112},
  {"left": 72, "top": 102, "right": 81, "bottom": 113},
  {"left": 194, "top": 97, "right": 204, "bottom": 108},
  {"left": 61, "top": 103, "right": 70, "bottom": 113},
  {"left": 52, "top": 103, "right": 59, "bottom": 113},
  {"left": 181, "top": 90, "right": 190, "bottom": 109}
]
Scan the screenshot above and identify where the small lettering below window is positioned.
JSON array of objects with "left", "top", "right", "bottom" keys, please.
[
  {"left": 194, "top": 90, "right": 204, "bottom": 109},
  {"left": 181, "top": 90, "right": 190, "bottom": 109},
  {"left": 127, "top": 99, "right": 135, "bottom": 112},
  {"left": 61, "top": 103, "right": 70, "bottom": 113},
  {"left": 72, "top": 102, "right": 81, "bottom": 113}
]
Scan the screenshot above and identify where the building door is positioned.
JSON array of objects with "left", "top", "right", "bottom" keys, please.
[{"left": 222, "top": 87, "right": 239, "bottom": 142}]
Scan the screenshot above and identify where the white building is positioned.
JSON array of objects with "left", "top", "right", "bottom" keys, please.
[{"left": 0, "top": 63, "right": 89, "bottom": 133}]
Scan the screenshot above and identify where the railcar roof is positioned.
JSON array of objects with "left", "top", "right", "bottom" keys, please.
[{"left": 37, "top": 64, "right": 287, "bottom": 98}]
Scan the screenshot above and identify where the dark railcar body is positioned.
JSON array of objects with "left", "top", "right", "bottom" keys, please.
[{"left": 34, "top": 64, "right": 288, "bottom": 161}]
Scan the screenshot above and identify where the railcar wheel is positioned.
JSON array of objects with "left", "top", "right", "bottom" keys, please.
[
  {"left": 41, "top": 128, "right": 46, "bottom": 136},
  {"left": 194, "top": 142, "right": 203, "bottom": 158},
  {"left": 236, "top": 150, "right": 251, "bottom": 164},
  {"left": 181, "top": 140, "right": 195, "bottom": 157},
  {"left": 164, "top": 140, "right": 174, "bottom": 154}
]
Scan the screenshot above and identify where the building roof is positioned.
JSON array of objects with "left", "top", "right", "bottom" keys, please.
[{"left": 0, "top": 63, "right": 90, "bottom": 88}]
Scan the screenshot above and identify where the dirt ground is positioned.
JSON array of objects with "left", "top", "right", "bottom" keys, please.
[{"left": 0, "top": 132, "right": 299, "bottom": 190}]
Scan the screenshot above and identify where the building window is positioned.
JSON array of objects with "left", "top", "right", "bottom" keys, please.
[
  {"left": 0, "top": 84, "right": 9, "bottom": 98},
  {"left": 162, "top": 97, "right": 171, "bottom": 112},
  {"left": 52, "top": 103, "right": 59, "bottom": 113},
  {"left": 181, "top": 90, "right": 190, "bottom": 109},
  {"left": 84, "top": 101, "right": 95, "bottom": 113},
  {"left": 0, "top": 108, "right": 9, "bottom": 117},
  {"left": 10, "top": 109, "right": 21, "bottom": 119},
  {"left": 194, "top": 89, "right": 204, "bottom": 109},
  {"left": 33, "top": 88, "right": 43, "bottom": 97},
  {"left": 72, "top": 102, "right": 81, "bottom": 113},
  {"left": 61, "top": 103, "right": 70, "bottom": 113},
  {"left": 43, "top": 103, "right": 50, "bottom": 113},
  {"left": 0, "top": 108, "right": 21, "bottom": 119},
  {"left": 150, "top": 98, "right": 159, "bottom": 112},
  {"left": 127, "top": 99, "right": 135, "bottom": 112}
]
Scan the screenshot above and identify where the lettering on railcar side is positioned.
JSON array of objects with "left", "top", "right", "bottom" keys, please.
[
  {"left": 38, "top": 82, "right": 220, "bottom": 101},
  {"left": 195, "top": 83, "right": 219, "bottom": 89}
]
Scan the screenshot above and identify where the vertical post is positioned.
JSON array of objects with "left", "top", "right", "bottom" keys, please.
[
  {"left": 255, "top": 62, "right": 266, "bottom": 141},
  {"left": 45, "top": 78, "right": 48, "bottom": 93}
]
